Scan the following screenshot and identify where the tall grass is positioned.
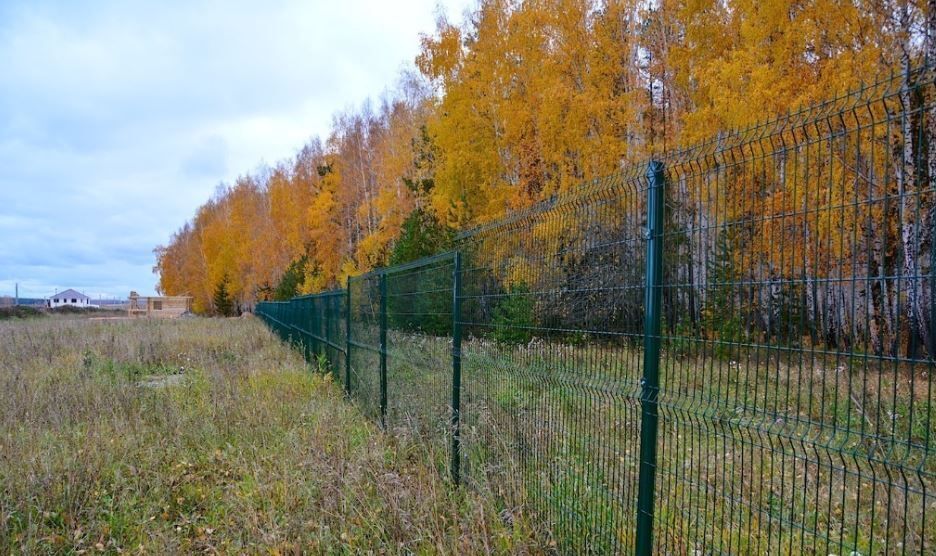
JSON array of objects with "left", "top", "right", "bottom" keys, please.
[{"left": 0, "top": 316, "right": 537, "bottom": 554}]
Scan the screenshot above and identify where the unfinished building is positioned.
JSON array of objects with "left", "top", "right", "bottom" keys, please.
[{"left": 128, "top": 291, "right": 192, "bottom": 318}]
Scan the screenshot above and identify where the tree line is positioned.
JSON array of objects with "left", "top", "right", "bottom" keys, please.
[{"left": 155, "top": 0, "right": 934, "bottom": 333}]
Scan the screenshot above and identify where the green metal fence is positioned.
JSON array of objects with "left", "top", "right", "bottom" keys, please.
[{"left": 257, "top": 66, "right": 935, "bottom": 554}]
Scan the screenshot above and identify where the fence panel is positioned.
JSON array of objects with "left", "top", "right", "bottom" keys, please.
[
  {"left": 651, "top": 66, "right": 935, "bottom": 555},
  {"left": 257, "top": 291, "right": 346, "bottom": 382},
  {"left": 385, "top": 253, "right": 458, "bottom": 471},
  {"left": 253, "top": 66, "right": 934, "bottom": 554},
  {"left": 347, "top": 274, "right": 382, "bottom": 422},
  {"left": 455, "top": 171, "right": 650, "bottom": 552}
]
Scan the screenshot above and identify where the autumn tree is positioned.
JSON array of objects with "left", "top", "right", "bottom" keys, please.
[{"left": 153, "top": 0, "right": 931, "bottom": 353}]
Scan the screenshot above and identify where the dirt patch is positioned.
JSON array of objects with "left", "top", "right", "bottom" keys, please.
[{"left": 137, "top": 374, "right": 186, "bottom": 388}]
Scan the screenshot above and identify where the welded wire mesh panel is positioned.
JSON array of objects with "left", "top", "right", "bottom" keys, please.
[
  {"left": 654, "top": 67, "right": 935, "bottom": 554},
  {"left": 253, "top": 65, "right": 934, "bottom": 554},
  {"left": 384, "top": 254, "right": 456, "bottom": 465},
  {"left": 256, "top": 291, "right": 347, "bottom": 381},
  {"left": 457, "top": 170, "right": 650, "bottom": 553},
  {"left": 256, "top": 301, "right": 289, "bottom": 339},
  {"left": 300, "top": 290, "right": 347, "bottom": 379},
  {"left": 348, "top": 273, "right": 383, "bottom": 421},
  {"left": 326, "top": 291, "right": 347, "bottom": 383},
  {"left": 298, "top": 297, "right": 313, "bottom": 360}
]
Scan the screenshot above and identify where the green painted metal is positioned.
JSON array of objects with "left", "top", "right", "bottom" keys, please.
[
  {"left": 636, "top": 160, "right": 664, "bottom": 555},
  {"left": 379, "top": 272, "right": 388, "bottom": 429},
  {"left": 450, "top": 251, "right": 463, "bottom": 485},
  {"left": 345, "top": 279, "right": 352, "bottom": 395},
  {"left": 253, "top": 66, "right": 936, "bottom": 555}
]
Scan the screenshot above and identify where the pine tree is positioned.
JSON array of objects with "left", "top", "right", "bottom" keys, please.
[
  {"left": 388, "top": 208, "right": 453, "bottom": 266},
  {"left": 704, "top": 227, "right": 742, "bottom": 358},
  {"left": 213, "top": 275, "right": 235, "bottom": 317},
  {"left": 274, "top": 256, "right": 307, "bottom": 301}
]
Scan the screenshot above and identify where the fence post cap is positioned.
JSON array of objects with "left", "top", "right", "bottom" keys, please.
[{"left": 646, "top": 159, "right": 665, "bottom": 177}]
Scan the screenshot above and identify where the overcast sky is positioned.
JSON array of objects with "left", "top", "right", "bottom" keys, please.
[{"left": 0, "top": 0, "right": 471, "bottom": 300}]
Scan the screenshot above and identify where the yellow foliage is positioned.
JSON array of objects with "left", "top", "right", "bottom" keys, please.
[{"left": 154, "top": 0, "right": 921, "bottom": 310}]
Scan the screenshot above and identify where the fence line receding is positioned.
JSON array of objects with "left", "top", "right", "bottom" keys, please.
[{"left": 258, "top": 66, "right": 935, "bottom": 555}]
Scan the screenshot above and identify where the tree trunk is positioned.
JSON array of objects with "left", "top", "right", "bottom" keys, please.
[
  {"left": 896, "top": 26, "right": 926, "bottom": 357},
  {"left": 926, "top": 0, "right": 936, "bottom": 356}
]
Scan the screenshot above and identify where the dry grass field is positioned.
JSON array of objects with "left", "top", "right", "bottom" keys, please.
[{"left": 0, "top": 315, "right": 537, "bottom": 554}]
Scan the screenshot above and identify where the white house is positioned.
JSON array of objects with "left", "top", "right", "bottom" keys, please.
[{"left": 49, "top": 289, "right": 97, "bottom": 308}]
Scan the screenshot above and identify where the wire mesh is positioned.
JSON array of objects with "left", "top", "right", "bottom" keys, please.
[
  {"left": 649, "top": 65, "right": 935, "bottom": 555},
  {"left": 256, "top": 291, "right": 346, "bottom": 384},
  {"left": 385, "top": 254, "right": 456, "bottom": 466},
  {"left": 347, "top": 273, "right": 382, "bottom": 422},
  {"left": 455, "top": 169, "right": 650, "bottom": 552},
  {"left": 254, "top": 65, "right": 934, "bottom": 554}
]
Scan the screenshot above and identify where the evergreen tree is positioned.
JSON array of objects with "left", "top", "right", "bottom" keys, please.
[
  {"left": 274, "top": 256, "right": 307, "bottom": 300},
  {"left": 384, "top": 209, "right": 454, "bottom": 335},
  {"left": 388, "top": 208, "right": 453, "bottom": 266},
  {"left": 704, "top": 227, "right": 742, "bottom": 357},
  {"left": 491, "top": 283, "right": 536, "bottom": 345},
  {"left": 213, "top": 275, "right": 235, "bottom": 317}
]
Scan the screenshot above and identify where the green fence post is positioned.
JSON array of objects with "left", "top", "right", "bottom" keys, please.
[
  {"left": 330, "top": 294, "right": 338, "bottom": 376},
  {"left": 327, "top": 296, "right": 332, "bottom": 360},
  {"left": 636, "top": 160, "right": 665, "bottom": 555},
  {"left": 450, "top": 251, "right": 463, "bottom": 485},
  {"left": 345, "top": 280, "right": 352, "bottom": 395},
  {"left": 315, "top": 297, "right": 322, "bottom": 358},
  {"left": 320, "top": 296, "right": 327, "bottom": 359},
  {"left": 311, "top": 297, "right": 317, "bottom": 358},
  {"left": 308, "top": 299, "right": 313, "bottom": 357},
  {"left": 310, "top": 298, "right": 316, "bottom": 360},
  {"left": 379, "top": 272, "right": 388, "bottom": 429},
  {"left": 930, "top": 228, "right": 935, "bottom": 357},
  {"left": 326, "top": 295, "right": 333, "bottom": 365},
  {"left": 325, "top": 297, "right": 329, "bottom": 359}
]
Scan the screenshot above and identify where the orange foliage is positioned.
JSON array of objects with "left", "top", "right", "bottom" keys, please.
[{"left": 155, "top": 0, "right": 926, "bottom": 313}]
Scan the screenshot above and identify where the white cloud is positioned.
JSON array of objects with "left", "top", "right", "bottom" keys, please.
[{"left": 0, "top": 0, "right": 473, "bottom": 298}]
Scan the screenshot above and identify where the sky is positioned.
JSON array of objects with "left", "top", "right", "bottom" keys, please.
[{"left": 0, "top": 0, "right": 472, "bottom": 300}]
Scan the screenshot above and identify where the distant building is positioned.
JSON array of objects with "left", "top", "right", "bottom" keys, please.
[
  {"left": 49, "top": 289, "right": 98, "bottom": 308},
  {"left": 95, "top": 298, "right": 128, "bottom": 308},
  {"left": 128, "top": 291, "right": 192, "bottom": 318}
]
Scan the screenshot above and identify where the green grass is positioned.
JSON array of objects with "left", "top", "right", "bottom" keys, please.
[{"left": 0, "top": 316, "right": 538, "bottom": 554}]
